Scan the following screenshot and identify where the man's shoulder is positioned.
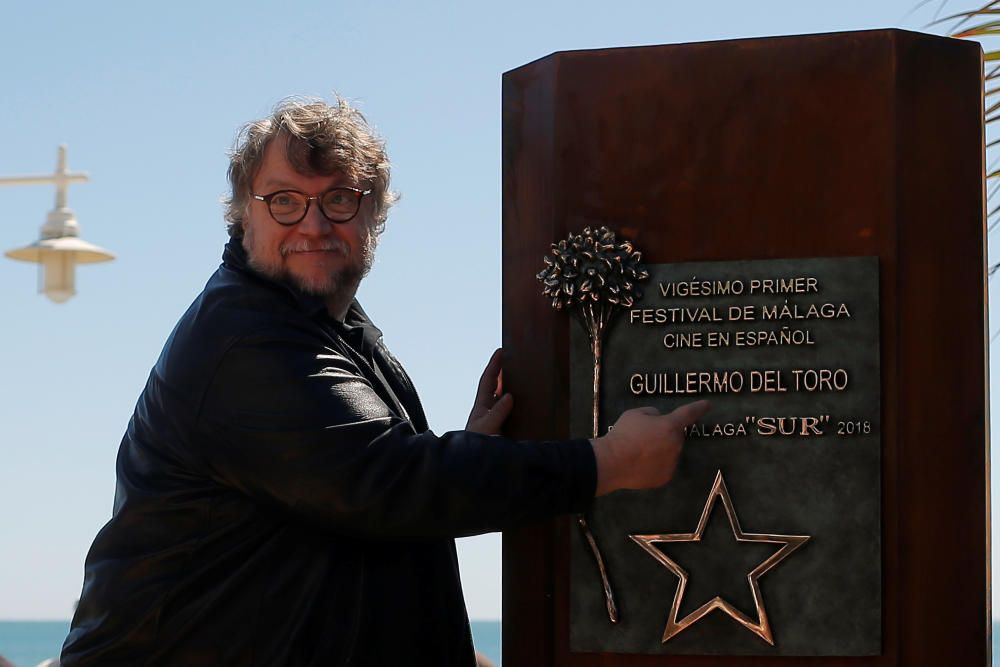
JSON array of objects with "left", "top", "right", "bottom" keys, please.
[
  {"left": 184, "top": 264, "right": 308, "bottom": 342},
  {"left": 154, "top": 264, "right": 323, "bottom": 387}
]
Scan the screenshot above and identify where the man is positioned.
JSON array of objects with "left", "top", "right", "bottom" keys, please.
[{"left": 62, "top": 97, "right": 708, "bottom": 666}]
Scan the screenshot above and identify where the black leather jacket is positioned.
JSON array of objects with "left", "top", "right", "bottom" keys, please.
[{"left": 61, "top": 239, "right": 596, "bottom": 666}]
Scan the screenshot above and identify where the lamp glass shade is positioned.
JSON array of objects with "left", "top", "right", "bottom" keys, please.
[{"left": 41, "top": 250, "right": 75, "bottom": 303}]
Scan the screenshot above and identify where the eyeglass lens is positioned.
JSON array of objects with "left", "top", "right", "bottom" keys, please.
[{"left": 269, "top": 189, "right": 362, "bottom": 223}]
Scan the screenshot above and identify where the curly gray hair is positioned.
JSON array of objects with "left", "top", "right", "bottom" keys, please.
[{"left": 224, "top": 96, "right": 397, "bottom": 238}]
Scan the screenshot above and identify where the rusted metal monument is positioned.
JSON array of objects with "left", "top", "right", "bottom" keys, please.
[{"left": 501, "top": 29, "right": 989, "bottom": 666}]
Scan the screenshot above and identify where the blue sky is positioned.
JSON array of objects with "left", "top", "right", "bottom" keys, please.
[{"left": 0, "top": 0, "right": 992, "bottom": 621}]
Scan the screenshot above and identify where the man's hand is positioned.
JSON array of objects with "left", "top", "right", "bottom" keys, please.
[
  {"left": 465, "top": 348, "right": 514, "bottom": 435},
  {"left": 591, "top": 400, "right": 711, "bottom": 496}
]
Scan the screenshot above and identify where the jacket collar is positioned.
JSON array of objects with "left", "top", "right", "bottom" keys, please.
[{"left": 337, "top": 300, "right": 384, "bottom": 358}]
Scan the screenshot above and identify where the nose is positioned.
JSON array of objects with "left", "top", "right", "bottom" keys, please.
[{"left": 295, "top": 199, "right": 333, "bottom": 237}]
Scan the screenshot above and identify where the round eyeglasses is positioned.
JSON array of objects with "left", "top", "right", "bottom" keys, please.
[{"left": 252, "top": 187, "right": 372, "bottom": 225}]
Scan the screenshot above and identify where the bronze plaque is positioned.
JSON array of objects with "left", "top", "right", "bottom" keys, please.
[{"left": 569, "top": 256, "right": 881, "bottom": 656}]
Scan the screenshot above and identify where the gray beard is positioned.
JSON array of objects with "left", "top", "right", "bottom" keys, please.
[{"left": 242, "top": 226, "right": 377, "bottom": 300}]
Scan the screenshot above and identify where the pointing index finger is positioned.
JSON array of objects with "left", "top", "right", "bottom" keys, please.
[{"left": 663, "top": 400, "right": 712, "bottom": 428}]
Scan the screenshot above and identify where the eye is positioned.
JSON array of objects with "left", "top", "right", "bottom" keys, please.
[
  {"left": 267, "top": 191, "right": 305, "bottom": 218},
  {"left": 326, "top": 191, "right": 351, "bottom": 206}
]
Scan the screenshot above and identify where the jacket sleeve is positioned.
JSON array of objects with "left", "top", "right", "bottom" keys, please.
[{"left": 196, "top": 330, "right": 596, "bottom": 538}]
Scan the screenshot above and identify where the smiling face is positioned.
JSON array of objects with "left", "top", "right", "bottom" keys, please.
[{"left": 242, "top": 134, "right": 376, "bottom": 317}]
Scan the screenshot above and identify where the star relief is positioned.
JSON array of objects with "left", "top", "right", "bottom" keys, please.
[{"left": 629, "top": 470, "right": 810, "bottom": 646}]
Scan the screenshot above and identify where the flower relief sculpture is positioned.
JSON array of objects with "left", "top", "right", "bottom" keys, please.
[{"left": 536, "top": 225, "right": 649, "bottom": 623}]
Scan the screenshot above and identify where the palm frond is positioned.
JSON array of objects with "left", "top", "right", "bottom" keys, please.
[
  {"left": 986, "top": 176, "right": 1000, "bottom": 203},
  {"left": 953, "top": 21, "right": 1000, "bottom": 37},
  {"left": 930, "top": 0, "right": 1000, "bottom": 31}
]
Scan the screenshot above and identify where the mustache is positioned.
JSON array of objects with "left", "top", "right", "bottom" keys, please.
[{"left": 279, "top": 240, "right": 348, "bottom": 257}]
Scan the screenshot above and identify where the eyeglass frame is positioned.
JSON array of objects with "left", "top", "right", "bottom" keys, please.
[{"left": 251, "top": 187, "right": 373, "bottom": 225}]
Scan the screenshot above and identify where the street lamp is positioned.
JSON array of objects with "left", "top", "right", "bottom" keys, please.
[{"left": 2, "top": 145, "right": 114, "bottom": 303}]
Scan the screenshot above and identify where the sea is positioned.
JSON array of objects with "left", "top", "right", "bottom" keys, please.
[
  {"left": 0, "top": 620, "right": 502, "bottom": 666},
  {"left": 9, "top": 621, "right": 1000, "bottom": 665}
]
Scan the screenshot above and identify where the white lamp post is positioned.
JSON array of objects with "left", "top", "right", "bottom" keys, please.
[{"left": 2, "top": 145, "right": 114, "bottom": 303}]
